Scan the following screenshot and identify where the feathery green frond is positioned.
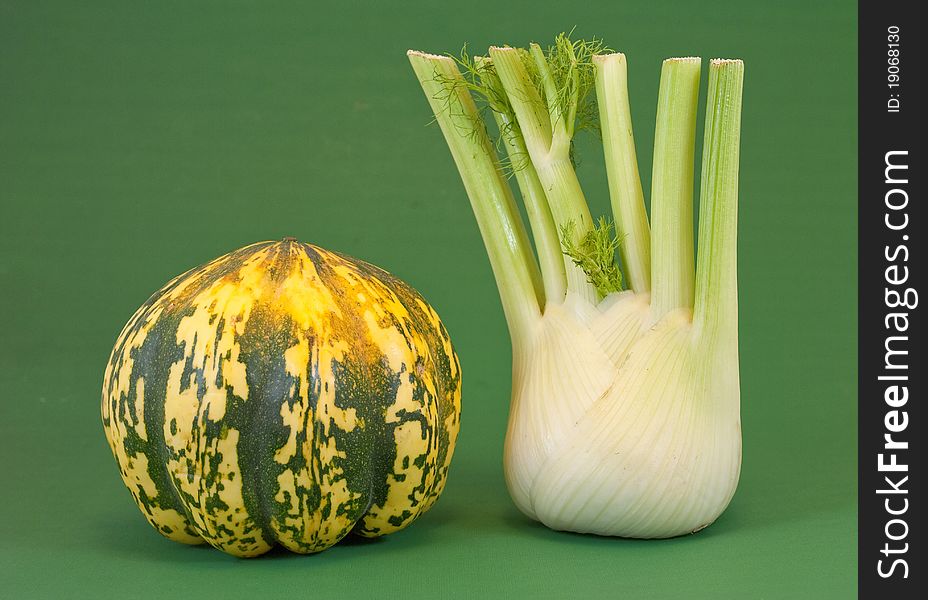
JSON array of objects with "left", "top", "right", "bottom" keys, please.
[
  {"left": 542, "top": 31, "right": 610, "bottom": 135},
  {"left": 560, "top": 217, "right": 624, "bottom": 297}
]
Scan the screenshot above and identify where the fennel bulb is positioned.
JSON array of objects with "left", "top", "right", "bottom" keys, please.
[{"left": 409, "top": 35, "right": 743, "bottom": 538}]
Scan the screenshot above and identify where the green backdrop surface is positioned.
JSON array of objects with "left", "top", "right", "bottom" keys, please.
[{"left": 0, "top": 1, "right": 856, "bottom": 597}]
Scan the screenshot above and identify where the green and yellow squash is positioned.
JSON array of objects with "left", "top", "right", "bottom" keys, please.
[{"left": 101, "top": 239, "right": 461, "bottom": 557}]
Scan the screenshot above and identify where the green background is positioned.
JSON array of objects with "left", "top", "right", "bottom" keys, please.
[{"left": 1, "top": 1, "right": 856, "bottom": 597}]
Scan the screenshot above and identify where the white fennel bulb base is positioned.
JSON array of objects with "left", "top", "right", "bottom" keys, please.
[{"left": 507, "top": 292, "right": 740, "bottom": 537}]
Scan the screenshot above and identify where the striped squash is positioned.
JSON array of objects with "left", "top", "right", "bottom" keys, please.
[{"left": 101, "top": 239, "right": 461, "bottom": 557}]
